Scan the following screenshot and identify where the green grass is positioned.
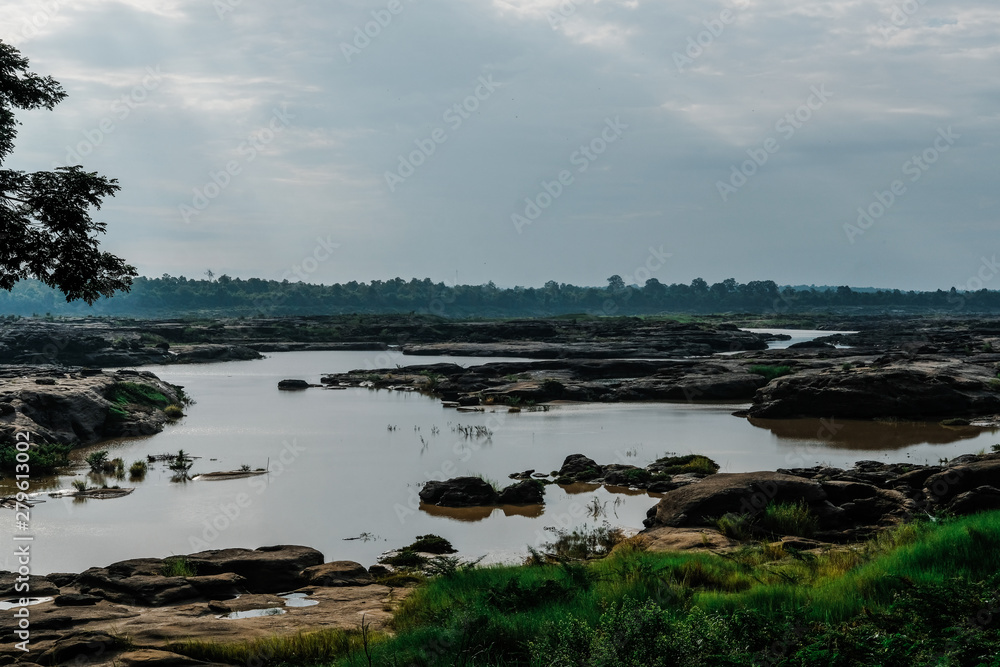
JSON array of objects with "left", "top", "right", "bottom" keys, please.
[
  {"left": 169, "top": 628, "right": 379, "bottom": 666},
  {"left": 748, "top": 365, "right": 794, "bottom": 382},
  {"left": 310, "top": 512, "right": 1000, "bottom": 666},
  {"left": 161, "top": 556, "right": 197, "bottom": 578},
  {"left": 106, "top": 381, "right": 173, "bottom": 420},
  {"left": 652, "top": 454, "right": 720, "bottom": 476},
  {"left": 759, "top": 500, "right": 819, "bottom": 538},
  {"left": 108, "top": 381, "right": 170, "bottom": 407}
]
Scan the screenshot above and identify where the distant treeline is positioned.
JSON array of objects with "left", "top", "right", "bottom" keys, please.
[{"left": 0, "top": 275, "right": 996, "bottom": 317}]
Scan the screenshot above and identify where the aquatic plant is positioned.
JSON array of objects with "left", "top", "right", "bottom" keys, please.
[{"left": 85, "top": 450, "right": 109, "bottom": 472}]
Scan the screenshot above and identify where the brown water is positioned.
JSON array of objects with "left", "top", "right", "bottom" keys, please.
[{"left": 4, "top": 347, "right": 997, "bottom": 575}]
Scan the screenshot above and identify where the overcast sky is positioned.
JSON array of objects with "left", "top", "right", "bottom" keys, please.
[{"left": 2, "top": 0, "right": 997, "bottom": 291}]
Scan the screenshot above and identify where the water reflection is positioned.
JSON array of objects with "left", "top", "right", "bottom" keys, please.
[
  {"left": 419, "top": 503, "right": 546, "bottom": 521},
  {"left": 748, "top": 417, "right": 997, "bottom": 450}
]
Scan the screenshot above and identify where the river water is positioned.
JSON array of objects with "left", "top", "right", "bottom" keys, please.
[{"left": 5, "top": 337, "right": 999, "bottom": 575}]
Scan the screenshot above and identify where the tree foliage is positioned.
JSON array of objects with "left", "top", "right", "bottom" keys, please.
[{"left": 0, "top": 40, "right": 136, "bottom": 304}]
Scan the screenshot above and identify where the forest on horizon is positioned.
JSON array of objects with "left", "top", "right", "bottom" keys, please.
[{"left": 0, "top": 275, "right": 997, "bottom": 319}]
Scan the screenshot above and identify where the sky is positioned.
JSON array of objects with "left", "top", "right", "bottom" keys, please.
[{"left": 1, "top": 0, "right": 998, "bottom": 291}]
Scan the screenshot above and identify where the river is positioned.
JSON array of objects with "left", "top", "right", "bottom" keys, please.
[{"left": 5, "top": 336, "right": 999, "bottom": 575}]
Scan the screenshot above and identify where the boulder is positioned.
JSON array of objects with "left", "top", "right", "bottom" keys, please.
[
  {"left": 419, "top": 477, "right": 499, "bottom": 507},
  {"left": 556, "top": 454, "right": 602, "bottom": 483},
  {"left": 602, "top": 465, "right": 652, "bottom": 487},
  {"left": 924, "top": 459, "right": 1000, "bottom": 505},
  {"left": 186, "top": 572, "right": 247, "bottom": 598},
  {"left": 46, "top": 572, "right": 78, "bottom": 588},
  {"left": 820, "top": 480, "right": 879, "bottom": 504},
  {"left": 278, "top": 379, "right": 310, "bottom": 390},
  {"left": 0, "top": 572, "right": 59, "bottom": 597},
  {"left": 497, "top": 480, "right": 545, "bottom": 505},
  {"left": 76, "top": 569, "right": 199, "bottom": 606},
  {"left": 947, "top": 485, "right": 1000, "bottom": 515},
  {"left": 748, "top": 362, "right": 1000, "bottom": 420},
  {"left": 186, "top": 545, "right": 324, "bottom": 593},
  {"left": 645, "top": 472, "right": 827, "bottom": 528},
  {"left": 303, "top": 561, "right": 373, "bottom": 586}
]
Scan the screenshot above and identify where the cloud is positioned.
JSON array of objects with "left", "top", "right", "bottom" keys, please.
[{"left": 1, "top": 0, "right": 997, "bottom": 291}]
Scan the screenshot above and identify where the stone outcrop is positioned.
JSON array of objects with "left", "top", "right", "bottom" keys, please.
[
  {"left": 0, "top": 367, "right": 184, "bottom": 447},
  {"left": 747, "top": 358, "right": 1000, "bottom": 420},
  {"left": 0, "top": 545, "right": 399, "bottom": 666},
  {"left": 642, "top": 453, "right": 1000, "bottom": 543},
  {"left": 419, "top": 477, "right": 546, "bottom": 507}
]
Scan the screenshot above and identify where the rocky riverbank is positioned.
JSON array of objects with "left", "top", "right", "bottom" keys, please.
[
  {"left": 641, "top": 451, "right": 1000, "bottom": 547},
  {"left": 0, "top": 315, "right": 772, "bottom": 368},
  {"left": 0, "top": 545, "right": 402, "bottom": 666},
  {"left": 0, "top": 367, "right": 185, "bottom": 450}
]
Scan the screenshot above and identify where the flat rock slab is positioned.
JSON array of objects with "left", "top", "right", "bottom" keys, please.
[
  {"left": 186, "top": 545, "right": 324, "bottom": 593},
  {"left": 304, "top": 561, "right": 374, "bottom": 587},
  {"left": 641, "top": 527, "right": 738, "bottom": 551}
]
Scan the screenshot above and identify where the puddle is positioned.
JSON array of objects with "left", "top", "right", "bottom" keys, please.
[
  {"left": 216, "top": 593, "right": 317, "bottom": 618},
  {"left": 0, "top": 597, "right": 53, "bottom": 611},
  {"left": 216, "top": 607, "right": 286, "bottom": 620},
  {"left": 281, "top": 592, "right": 319, "bottom": 608}
]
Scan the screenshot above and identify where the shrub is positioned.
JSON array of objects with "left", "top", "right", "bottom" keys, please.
[
  {"left": 541, "top": 523, "right": 626, "bottom": 560},
  {"left": 129, "top": 460, "right": 148, "bottom": 477},
  {"left": 380, "top": 550, "right": 427, "bottom": 568},
  {"left": 164, "top": 404, "right": 184, "bottom": 419},
  {"left": 0, "top": 442, "right": 71, "bottom": 473},
  {"left": 748, "top": 365, "right": 793, "bottom": 381},
  {"left": 652, "top": 454, "right": 720, "bottom": 476},
  {"left": 407, "top": 534, "right": 457, "bottom": 554},
  {"left": 71, "top": 479, "right": 88, "bottom": 493},
  {"left": 86, "top": 450, "right": 109, "bottom": 472},
  {"left": 715, "top": 513, "right": 753, "bottom": 540},
  {"left": 541, "top": 378, "right": 565, "bottom": 396}
]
